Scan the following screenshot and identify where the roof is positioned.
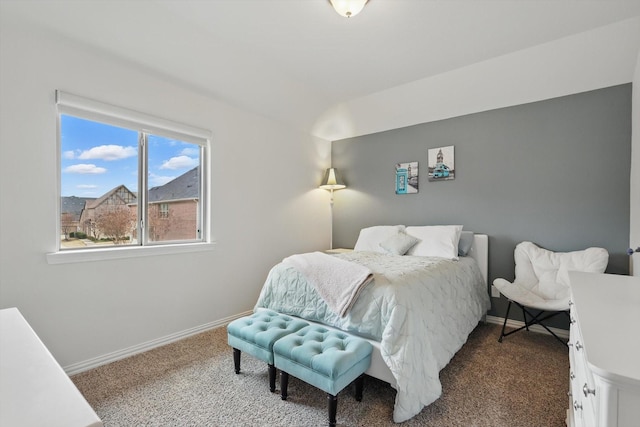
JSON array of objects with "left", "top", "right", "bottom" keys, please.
[
  {"left": 148, "top": 167, "right": 199, "bottom": 203},
  {"left": 60, "top": 196, "right": 94, "bottom": 220},
  {"left": 85, "top": 185, "right": 137, "bottom": 209}
]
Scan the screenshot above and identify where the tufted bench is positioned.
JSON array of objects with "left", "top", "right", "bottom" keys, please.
[
  {"left": 227, "top": 309, "right": 309, "bottom": 392},
  {"left": 273, "top": 325, "right": 373, "bottom": 427}
]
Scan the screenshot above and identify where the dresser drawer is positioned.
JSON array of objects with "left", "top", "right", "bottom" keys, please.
[
  {"left": 569, "top": 306, "right": 596, "bottom": 426},
  {"left": 568, "top": 273, "right": 640, "bottom": 427}
]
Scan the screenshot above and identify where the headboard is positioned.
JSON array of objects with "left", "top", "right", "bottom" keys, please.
[{"left": 468, "top": 234, "right": 489, "bottom": 285}]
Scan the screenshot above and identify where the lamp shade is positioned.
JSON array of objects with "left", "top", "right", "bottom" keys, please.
[
  {"left": 329, "top": 0, "right": 368, "bottom": 18},
  {"left": 319, "top": 168, "right": 346, "bottom": 190}
]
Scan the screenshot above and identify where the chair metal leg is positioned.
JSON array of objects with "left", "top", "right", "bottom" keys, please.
[
  {"left": 498, "top": 300, "right": 512, "bottom": 343},
  {"left": 500, "top": 302, "right": 569, "bottom": 346},
  {"left": 521, "top": 305, "right": 529, "bottom": 331}
]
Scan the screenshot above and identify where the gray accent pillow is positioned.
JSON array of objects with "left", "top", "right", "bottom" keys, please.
[
  {"left": 458, "top": 231, "right": 474, "bottom": 256},
  {"left": 379, "top": 232, "right": 420, "bottom": 256}
]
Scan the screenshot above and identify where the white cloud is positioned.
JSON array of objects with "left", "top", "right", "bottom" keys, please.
[
  {"left": 149, "top": 173, "right": 176, "bottom": 187},
  {"left": 78, "top": 145, "right": 136, "bottom": 161},
  {"left": 180, "top": 147, "right": 200, "bottom": 157},
  {"left": 77, "top": 184, "right": 98, "bottom": 189},
  {"left": 160, "top": 155, "right": 197, "bottom": 170},
  {"left": 63, "top": 150, "right": 76, "bottom": 159},
  {"left": 64, "top": 164, "right": 107, "bottom": 174}
]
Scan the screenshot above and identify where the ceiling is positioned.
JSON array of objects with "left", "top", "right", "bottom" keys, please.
[{"left": 3, "top": 0, "right": 640, "bottom": 138}]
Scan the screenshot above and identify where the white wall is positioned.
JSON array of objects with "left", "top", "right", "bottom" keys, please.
[
  {"left": 0, "top": 20, "right": 331, "bottom": 369},
  {"left": 632, "top": 50, "right": 640, "bottom": 276},
  {"left": 315, "top": 17, "right": 640, "bottom": 141}
]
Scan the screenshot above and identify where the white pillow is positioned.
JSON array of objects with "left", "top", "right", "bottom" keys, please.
[
  {"left": 405, "top": 225, "right": 463, "bottom": 259},
  {"left": 354, "top": 225, "right": 405, "bottom": 253},
  {"left": 379, "top": 232, "right": 419, "bottom": 256}
]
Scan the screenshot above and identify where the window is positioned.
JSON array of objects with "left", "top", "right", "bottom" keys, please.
[
  {"left": 158, "top": 203, "right": 170, "bottom": 219},
  {"left": 54, "top": 91, "right": 211, "bottom": 257}
]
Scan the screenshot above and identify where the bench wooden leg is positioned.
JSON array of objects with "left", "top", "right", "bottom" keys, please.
[
  {"left": 328, "top": 394, "right": 337, "bottom": 427},
  {"left": 233, "top": 348, "right": 240, "bottom": 374},
  {"left": 268, "top": 364, "right": 276, "bottom": 393},
  {"left": 355, "top": 375, "right": 364, "bottom": 401},
  {"left": 280, "top": 371, "right": 289, "bottom": 400}
]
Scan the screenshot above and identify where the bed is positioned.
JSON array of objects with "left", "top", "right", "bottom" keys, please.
[{"left": 254, "top": 226, "right": 490, "bottom": 423}]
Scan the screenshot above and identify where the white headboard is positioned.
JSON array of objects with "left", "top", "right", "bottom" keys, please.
[{"left": 468, "top": 234, "right": 489, "bottom": 285}]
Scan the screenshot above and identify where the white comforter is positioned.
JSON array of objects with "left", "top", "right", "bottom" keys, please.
[{"left": 254, "top": 251, "right": 490, "bottom": 422}]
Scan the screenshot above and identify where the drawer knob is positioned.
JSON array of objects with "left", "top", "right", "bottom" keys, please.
[
  {"left": 576, "top": 341, "right": 583, "bottom": 351},
  {"left": 570, "top": 317, "right": 576, "bottom": 324},
  {"left": 570, "top": 371, "right": 575, "bottom": 380},
  {"left": 573, "top": 400, "right": 583, "bottom": 411},
  {"left": 569, "top": 300, "right": 574, "bottom": 306},
  {"left": 583, "top": 383, "right": 595, "bottom": 397}
]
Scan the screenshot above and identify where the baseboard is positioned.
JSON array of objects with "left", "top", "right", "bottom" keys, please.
[
  {"left": 63, "top": 310, "right": 253, "bottom": 375},
  {"left": 485, "top": 315, "right": 569, "bottom": 340},
  {"left": 64, "top": 311, "right": 568, "bottom": 375}
]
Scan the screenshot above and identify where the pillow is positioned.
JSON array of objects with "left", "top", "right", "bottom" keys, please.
[
  {"left": 458, "top": 231, "right": 474, "bottom": 256},
  {"left": 379, "top": 232, "right": 419, "bottom": 256},
  {"left": 354, "top": 225, "right": 405, "bottom": 253},
  {"left": 405, "top": 225, "right": 463, "bottom": 259}
]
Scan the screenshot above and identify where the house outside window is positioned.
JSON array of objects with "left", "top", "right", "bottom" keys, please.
[{"left": 56, "top": 91, "right": 211, "bottom": 255}]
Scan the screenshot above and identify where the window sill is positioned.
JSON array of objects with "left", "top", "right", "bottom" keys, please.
[{"left": 46, "top": 241, "right": 216, "bottom": 265}]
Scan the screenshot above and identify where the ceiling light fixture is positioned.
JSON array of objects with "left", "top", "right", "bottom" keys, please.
[{"left": 329, "top": 0, "right": 369, "bottom": 18}]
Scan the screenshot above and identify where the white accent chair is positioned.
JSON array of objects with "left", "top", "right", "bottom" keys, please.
[{"left": 493, "top": 241, "right": 608, "bottom": 345}]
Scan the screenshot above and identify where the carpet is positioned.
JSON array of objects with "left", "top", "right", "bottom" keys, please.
[{"left": 72, "top": 322, "right": 569, "bottom": 426}]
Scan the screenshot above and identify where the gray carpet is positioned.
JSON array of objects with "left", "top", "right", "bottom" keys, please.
[{"left": 72, "top": 323, "right": 569, "bottom": 426}]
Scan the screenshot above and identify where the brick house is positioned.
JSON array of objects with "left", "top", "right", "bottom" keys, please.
[
  {"left": 61, "top": 167, "right": 199, "bottom": 243},
  {"left": 145, "top": 167, "right": 200, "bottom": 242},
  {"left": 78, "top": 185, "right": 137, "bottom": 239}
]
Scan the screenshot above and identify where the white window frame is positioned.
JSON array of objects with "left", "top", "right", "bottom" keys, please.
[{"left": 47, "top": 91, "right": 214, "bottom": 264}]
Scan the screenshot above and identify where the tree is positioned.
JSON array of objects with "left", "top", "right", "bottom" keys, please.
[
  {"left": 94, "top": 206, "right": 135, "bottom": 244},
  {"left": 84, "top": 219, "right": 100, "bottom": 240},
  {"left": 148, "top": 203, "right": 172, "bottom": 242},
  {"left": 60, "top": 212, "right": 76, "bottom": 240}
]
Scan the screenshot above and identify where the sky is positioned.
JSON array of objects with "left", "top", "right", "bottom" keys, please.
[{"left": 60, "top": 115, "right": 200, "bottom": 198}]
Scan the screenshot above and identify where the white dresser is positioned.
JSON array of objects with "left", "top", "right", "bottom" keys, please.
[
  {"left": 0, "top": 307, "right": 102, "bottom": 427},
  {"left": 567, "top": 272, "right": 640, "bottom": 427}
]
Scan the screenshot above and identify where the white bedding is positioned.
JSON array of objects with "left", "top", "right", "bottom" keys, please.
[{"left": 255, "top": 251, "right": 490, "bottom": 422}]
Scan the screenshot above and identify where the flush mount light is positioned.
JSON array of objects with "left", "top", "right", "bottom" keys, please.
[{"left": 329, "top": 0, "right": 369, "bottom": 18}]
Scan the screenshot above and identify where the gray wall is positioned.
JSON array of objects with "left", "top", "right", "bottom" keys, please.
[{"left": 331, "top": 84, "right": 631, "bottom": 327}]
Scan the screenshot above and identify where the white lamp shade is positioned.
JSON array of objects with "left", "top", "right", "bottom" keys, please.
[
  {"left": 319, "top": 168, "right": 346, "bottom": 190},
  {"left": 329, "top": 0, "right": 368, "bottom": 18}
]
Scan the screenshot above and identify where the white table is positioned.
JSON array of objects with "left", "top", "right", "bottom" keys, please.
[{"left": 0, "top": 307, "right": 102, "bottom": 427}]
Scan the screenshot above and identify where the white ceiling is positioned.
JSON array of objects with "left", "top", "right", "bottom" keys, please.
[{"left": 4, "top": 0, "right": 640, "bottom": 138}]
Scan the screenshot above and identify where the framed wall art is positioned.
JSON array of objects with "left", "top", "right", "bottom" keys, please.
[
  {"left": 428, "top": 146, "right": 455, "bottom": 181},
  {"left": 395, "top": 161, "right": 418, "bottom": 194}
]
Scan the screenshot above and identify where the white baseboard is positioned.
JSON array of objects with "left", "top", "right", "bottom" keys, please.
[
  {"left": 485, "top": 315, "right": 569, "bottom": 340},
  {"left": 64, "top": 311, "right": 568, "bottom": 375},
  {"left": 64, "top": 310, "right": 253, "bottom": 376}
]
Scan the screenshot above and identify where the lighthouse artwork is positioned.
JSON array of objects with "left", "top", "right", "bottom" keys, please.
[{"left": 428, "top": 146, "right": 455, "bottom": 181}]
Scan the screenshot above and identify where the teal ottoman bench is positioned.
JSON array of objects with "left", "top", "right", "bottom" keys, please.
[
  {"left": 227, "top": 309, "right": 309, "bottom": 392},
  {"left": 273, "top": 325, "right": 373, "bottom": 427}
]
